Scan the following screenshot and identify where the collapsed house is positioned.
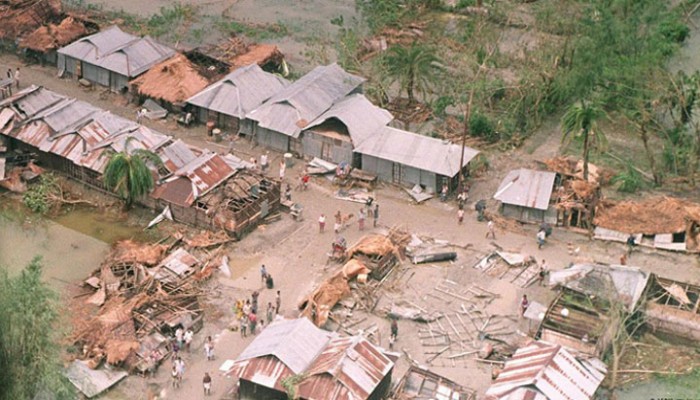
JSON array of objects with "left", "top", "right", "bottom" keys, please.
[
  {"left": 0, "top": 86, "right": 279, "bottom": 237},
  {"left": 246, "top": 63, "right": 365, "bottom": 152},
  {"left": 229, "top": 43, "right": 285, "bottom": 71},
  {"left": 129, "top": 53, "right": 211, "bottom": 110},
  {"left": 185, "top": 64, "right": 289, "bottom": 131},
  {"left": 57, "top": 25, "right": 175, "bottom": 92},
  {"left": 593, "top": 196, "right": 700, "bottom": 253},
  {"left": 645, "top": 275, "right": 700, "bottom": 342},
  {"left": 542, "top": 157, "right": 602, "bottom": 229},
  {"left": 0, "top": 0, "right": 61, "bottom": 43},
  {"left": 493, "top": 168, "right": 558, "bottom": 224},
  {"left": 70, "top": 240, "right": 206, "bottom": 387},
  {"left": 299, "top": 233, "right": 403, "bottom": 327},
  {"left": 539, "top": 264, "right": 649, "bottom": 357},
  {"left": 226, "top": 317, "right": 394, "bottom": 400},
  {"left": 19, "top": 16, "right": 96, "bottom": 65},
  {"left": 485, "top": 341, "right": 606, "bottom": 400},
  {"left": 391, "top": 366, "right": 476, "bottom": 400}
]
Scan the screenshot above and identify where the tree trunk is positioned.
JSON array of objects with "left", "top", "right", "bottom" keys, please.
[
  {"left": 407, "top": 73, "right": 415, "bottom": 104},
  {"left": 639, "top": 122, "right": 661, "bottom": 185},
  {"left": 582, "top": 129, "right": 590, "bottom": 181}
]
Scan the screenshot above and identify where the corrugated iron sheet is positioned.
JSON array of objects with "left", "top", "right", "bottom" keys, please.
[
  {"left": 493, "top": 169, "right": 556, "bottom": 210},
  {"left": 354, "top": 126, "right": 479, "bottom": 177},
  {"left": 395, "top": 366, "right": 476, "bottom": 400},
  {"left": 228, "top": 355, "right": 295, "bottom": 393},
  {"left": 186, "top": 64, "right": 288, "bottom": 118},
  {"left": 299, "top": 336, "right": 393, "bottom": 400},
  {"left": 305, "top": 94, "right": 393, "bottom": 146},
  {"left": 485, "top": 341, "right": 605, "bottom": 400},
  {"left": 169, "top": 152, "right": 236, "bottom": 201},
  {"left": 159, "top": 139, "right": 198, "bottom": 173},
  {"left": 58, "top": 26, "right": 175, "bottom": 77},
  {"left": 247, "top": 63, "right": 365, "bottom": 138},
  {"left": 234, "top": 318, "right": 331, "bottom": 375}
]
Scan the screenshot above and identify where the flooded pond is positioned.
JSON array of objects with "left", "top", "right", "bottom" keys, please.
[{"left": 0, "top": 200, "right": 159, "bottom": 287}]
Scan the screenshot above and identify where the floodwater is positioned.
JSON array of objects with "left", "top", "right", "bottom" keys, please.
[{"left": 0, "top": 201, "right": 156, "bottom": 287}]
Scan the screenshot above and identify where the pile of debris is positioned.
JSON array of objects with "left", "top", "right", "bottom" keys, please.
[
  {"left": 19, "top": 15, "right": 93, "bottom": 54},
  {"left": 542, "top": 157, "right": 604, "bottom": 229},
  {"left": 69, "top": 234, "right": 227, "bottom": 377},
  {"left": 0, "top": 0, "right": 61, "bottom": 41},
  {"left": 474, "top": 251, "right": 540, "bottom": 288}
]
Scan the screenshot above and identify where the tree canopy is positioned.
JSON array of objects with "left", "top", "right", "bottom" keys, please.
[
  {"left": 103, "top": 140, "right": 162, "bottom": 209},
  {"left": 383, "top": 43, "right": 441, "bottom": 104}
]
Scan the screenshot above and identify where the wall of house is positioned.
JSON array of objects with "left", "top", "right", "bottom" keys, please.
[
  {"left": 238, "top": 380, "right": 287, "bottom": 400},
  {"left": 254, "top": 124, "right": 289, "bottom": 153},
  {"left": 301, "top": 130, "right": 353, "bottom": 164},
  {"left": 193, "top": 107, "right": 241, "bottom": 132},
  {"left": 646, "top": 302, "right": 700, "bottom": 342},
  {"left": 368, "top": 368, "right": 393, "bottom": 400},
  {"left": 501, "top": 204, "right": 557, "bottom": 224},
  {"left": 361, "top": 154, "right": 439, "bottom": 192}
]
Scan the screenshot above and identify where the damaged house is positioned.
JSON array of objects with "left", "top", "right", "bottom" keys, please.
[
  {"left": 300, "top": 93, "right": 393, "bottom": 166},
  {"left": 185, "top": 64, "right": 289, "bottom": 131},
  {"left": 593, "top": 197, "right": 700, "bottom": 253},
  {"left": 57, "top": 25, "right": 175, "bottom": 92},
  {"left": 0, "top": 0, "right": 61, "bottom": 44},
  {"left": 485, "top": 341, "right": 606, "bottom": 400},
  {"left": 129, "top": 53, "right": 212, "bottom": 110},
  {"left": 19, "top": 16, "right": 96, "bottom": 65},
  {"left": 246, "top": 63, "right": 365, "bottom": 153},
  {"left": 493, "top": 168, "right": 558, "bottom": 224},
  {"left": 645, "top": 275, "right": 700, "bottom": 342},
  {"left": 227, "top": 317, "right": 394, "bottom": 400},
  {"left": 539, "top": 264, "right": 649, "bottom": 357},
  {"left": 392, "top": 366, "right": 476, "bottom": 400},
  {"left": 353, "top": 125, "right": 479, "bottom": 193}
]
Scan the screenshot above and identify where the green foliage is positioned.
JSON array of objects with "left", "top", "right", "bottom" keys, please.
[
  {"left": 432, "top": 95, "right": 455, "bottom": 118},
  {"left": 146, "top": 3, "right": 197, "bottom": 38},
  {"left": 561, "top": 100, "right": 606, "bottom": 180},
  {"left": 611, "top": 163, "right": 645, "bottom": 193},
  {"left": 281, "top": 373, "right": 308, "bottom": 400},
  {"left": 469, "top": 112, "right": 498, "bottom": 143},
  {"left": 0, "top": 257, "right": 74, "bottom": 399},
  {"left": 383, "top": 43, "right": 441, "bottom": 103},
  {"left": 103, "top": 139, "right": 162, "bottom": 208},
  {"left": 214, "top": 18, "right": 288, "bottom": 40},
  {"left": 22, "top": 173, "right": 60, "bottom": 215},
  {"left": 336, "top": 27, "right": 362, "bottom": 72},
  {"left": 356, "top": 0, "right": 440, "bottom": 33}
]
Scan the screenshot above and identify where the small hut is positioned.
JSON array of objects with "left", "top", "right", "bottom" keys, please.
[{"left": 130, "top": 53, "right": 211, "bottom": 111}]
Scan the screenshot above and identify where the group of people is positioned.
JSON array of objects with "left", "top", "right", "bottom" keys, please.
[
  {"left": 234, "top": 268, "right": 282, "bottom": 339},
  {"left": 167, "top": 327, "right": 217, "bottom": 396}
]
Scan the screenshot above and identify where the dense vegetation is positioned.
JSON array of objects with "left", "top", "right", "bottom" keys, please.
[{"left": 0, "top": 258, "right": 74, "bottom": 400}]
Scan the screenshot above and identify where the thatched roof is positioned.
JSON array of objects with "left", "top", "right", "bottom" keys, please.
[
  {"left": 130, "top": 53, "right": 210, "bottom": 105},
  {"left": 594, "top": 197, "right": 700, "bottom": 234},
  {"left": 0, "top": 0, "right": 61, "bottom": 40},
  {"left": 19, "top": 16, "right": 90, "bottom": 52},
  {"left": 230, "top": 44, "right": 284, "bottom": 69}
]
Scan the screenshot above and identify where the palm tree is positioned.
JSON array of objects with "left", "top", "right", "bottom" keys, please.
[
  {"left": 103, "top": 138, "right": 162, "bottom": 209},
  {"left": 561, "top": 100, "right": 607, "bottom": 181},
  {"left": 384, "top": 43, "right": 441, "bottom": 104}
]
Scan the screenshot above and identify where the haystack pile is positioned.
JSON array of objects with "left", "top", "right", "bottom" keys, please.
[
  {"left": 19, "top": 16, "right": 89, "bottom": 52},
  {"left": 130, "top": 53, "right": 210, "bottom": 105},
  {"left": 594, "top": 197, "right": 700, "bottom": 236}
]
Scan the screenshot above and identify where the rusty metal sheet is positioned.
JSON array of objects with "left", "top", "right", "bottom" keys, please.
[{"left": 494, "top": 169, "right": 556, "bottom": 211}]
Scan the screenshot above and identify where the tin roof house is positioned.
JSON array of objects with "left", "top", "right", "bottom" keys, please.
[
  {"left": 185, "top": 64, "right": 289, "bottom": 132},
  {"left": 494, "top": 168, "right": 558, "bottom": 224},
  {"left": 227, "top": 318, "right": 394, "bottom": 400},
  {"left": 57, "top": 25, "right": 175, "bottom": 92},
  {"left": 246, "top": 63, "right": 365, "bottom": 153}
]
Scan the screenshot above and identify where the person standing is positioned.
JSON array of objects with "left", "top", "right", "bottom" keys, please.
[
  {"left": 249, "top": 312, "right": 258, "bottom": 335},
  {"left": 279, "top": 160, "right": 286, "bottom": 181},
  {"left": 174, "top": 357, "right": 185, "bottom": 384},
  {"left": 266, "top": 302, "right": 274, "bottom": 325},
  {"left": 240, "top": 314, "right": 248, "bottom": 337},
  {"left": 318, "top": 214, "right": 326, "bottom": 233},
  {"left": 251, "top": 290, "right": 260, "bottom": 314},
  {"left": 175, "top": 327, "right": 184, "bottom": 350},
  {"left": 458, "top": 208, "right": 465, "bottom": 224},
  {"left": 204, "top": 336, "right": 214, "bottom": 361},
  {"left": 171, "top": 365, "right": 180, "bottom": 388},
  {"left": 14, "top": 67, "right": 19, "bottom": 89},
  {"left": 6, "top": 68, "right": 11, "bottom": 79},
  {"left": 373, "top": 204, "right": 379, "bottom": 227},
  {"left": 260, "top": 152, "right": 269, "bottom": 172},
  {"left": 538, "top": 260, "right": 548, "bottom": 286},
  {"left": 259, "top": 265, "right": 268, "bottom": 284},
  {"left": 358, "top": 208, "right": 366, "bottom": 231},
  {"left": 184, "top": 328, "right": 193, "bottom": 352},
  {"left": 520, "top": 295, "right": 529, "bottom": 316},
  {"left": 334, "top": 210, "right": 342, "bottom": 233},
  {"left": 243, "top": 300, "right": 251, "bottom": 316},
  {"left": 626, "top": 234, "right": 636, "bottom": 256},
  {"left": 203, "top": 372, "right": 212, "bottom": 396},
  {"left": 486, "top": 220, "right": 496, "bottom": 239},
  {"left": 440, "top": 183, "right": 448, "bottom": 202},
  {"left": 275, "top": 290, "right": 281, "bottom": 314},
  {"left": 537, "top": 229, "right": 546, "bottom": 249},
  {"left": 285, "top": 183, "right": 292, "bottom": 202}
]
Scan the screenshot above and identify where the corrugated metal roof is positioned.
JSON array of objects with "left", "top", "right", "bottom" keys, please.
[
  {"left": 159, "top": 139, "right": 198, "bottom": 173},
  {"left": 229, "top": 355, "right": 295, "bottom": 393},
  {"left": 186, "top": 64, "right": 288, "bottom": 118},
  {"left": 57, "top": 25, "right": 175, "bottom": 77},
  {"left": 395, "top": 366, "right": 476, "bottom": 400},
  {"left": 485, "top": 341, "right": 605, "bottom": 400},
  {"left": 247, "top": 63, "right": 365, "bottom": 138},
  {"left": 493, "top": 169, "right": 556, "bottom": 210},
  {"left": 235, "top": 318, "right": 331, "bottom": 374},
  {"left": 299, "top": 336, "right": 393, "bottom": 400},
  {"left": 548, "top": 264, "right": 649, "bottom": 312},
  {"left": 154, "top": 248, "right": 198, "bottom": 281},
  {"left": 153, "top": 152, "right": 236, "bottom": 206},
  {"left": 305, "top": 94, "right": 393, "bottom": 146},
  {"left": 354, "top": 126, "right": 479, "bottom": 177}
]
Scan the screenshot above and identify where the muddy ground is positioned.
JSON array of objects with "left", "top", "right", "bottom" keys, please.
[{"left": 2, "top": 53, "right": 700, "bottom": 399}]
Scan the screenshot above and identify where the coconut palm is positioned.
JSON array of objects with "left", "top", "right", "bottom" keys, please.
[
  {"left": 384, "top": 43, "right": 441, "bottom": 104},
  {"left": 103, "top": 138, "right": 162, "bottom": 209},
  {"left": 561, "top": 100, "right": 607, "bottom": 181}
]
